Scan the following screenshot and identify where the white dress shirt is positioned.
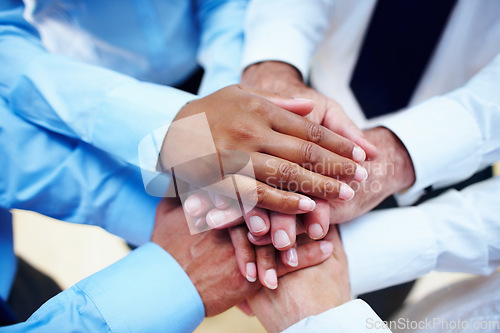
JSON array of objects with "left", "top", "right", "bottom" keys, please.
[{"left": 244, "top": 1, "right": 500, "bottom": 331}]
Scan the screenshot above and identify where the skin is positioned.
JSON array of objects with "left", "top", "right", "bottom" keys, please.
[
  {"left": 160, "top": 84, "right": 367, "bottom": 218},
  {"left": 247, "top": 227, "right": 351, "bottom": 333},
  {"left": 151, "top": 198, "right": 335, "bottom": 316}
]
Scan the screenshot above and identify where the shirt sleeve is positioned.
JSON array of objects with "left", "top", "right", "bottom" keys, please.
[
  {"left": 195, "top": 0, "right": 248, "bottom": 96},
  {"left": 241, "top": 0, "right": 335, "bottom": 81},
  {"left": 379, "top": 53, "right": 500, "bottom": 205},
  {"left": 284, "top": 299, "right": 392, "bottom": 333},
  {"left": 4, "top": 243, "right": 205, "bottom": 333},
  {"left": 341, "top": 176, "right": 500, "bottom": 296},
  {"left": 0, "top": 98, "right": 159, "bottom": 247},
  {"left": 0, "top": 2, "right": 196, "bottom": 171}
]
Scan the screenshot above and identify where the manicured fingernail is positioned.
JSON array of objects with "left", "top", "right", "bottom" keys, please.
[
  {"left": 352, "top": 146, "right": 366, "bottom": 162},
  {"left": 298, "top": 198, "right": 316, "bottom": 211},
  {"left": 273, "top": 230, "right": 291, "bottom": 249},
  {"left": 194, "top": 217, "right": 205, "bottom": 228},
  {"left": 307, "top": 223, "right": 324, "bottom": 240},
  {"left": 264, "top": 269, "right": 278, "bottom": 289},
  {"left": 246, "top": 263, "right": 257, "bottom": 282},
  {"left": 249, "top": 216, "right": 267, "bottom": 233},
  {"left": 339, "top": 184, "right": 355, "bottom": 201},
  {"left": 354, "top": 165, "right": 368, "bottom": 182},
  {"left": 286, "top": 248, "right": 298, "bottom": 267},
  {"left": 184, "top": 196, "right": 201, "bottom": 215},
  {"left": 207, "top": 210, "right": 225, "bottom": 227},
  {"left": 320, "top": 241, "right": 334, "bottom": 255},
  {"left": 213, "top": 194, "right": 225, "bottom": 207},
  {"left": 293, "top": 97, "right": 313, "bottom": 102}
]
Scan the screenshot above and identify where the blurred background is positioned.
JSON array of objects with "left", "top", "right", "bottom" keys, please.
[{"left": 12, "top": 163, "right": 499, "bottom": 332}]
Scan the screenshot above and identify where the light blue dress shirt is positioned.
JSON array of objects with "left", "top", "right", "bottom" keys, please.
[{"left": 0, "top": 0, "right": 246, "bottom": 330}]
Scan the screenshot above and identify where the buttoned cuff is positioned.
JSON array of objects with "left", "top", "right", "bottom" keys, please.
[
  {"left": 76, "top": 242, "right": 205, "bottom": 333},
  {"left": 284, "top": 300, "right": 391, "bottom": 333},
  {"left": 379, "top": 97, "right": 482, "bottom": 206}
]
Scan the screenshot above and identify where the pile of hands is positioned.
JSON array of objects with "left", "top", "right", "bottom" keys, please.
[{"left": 151, "top": 62, "right": 415, "bottom": 332}]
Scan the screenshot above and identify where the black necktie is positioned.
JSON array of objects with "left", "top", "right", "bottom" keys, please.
[{"left": 350, "top": 0, "right": 457, "bottom": 119}]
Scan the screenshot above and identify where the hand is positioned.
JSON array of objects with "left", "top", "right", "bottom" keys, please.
[
  {"left": 327, "top": 126, "right": 415, "bottom": 223},
  {"left": 242, "top": 62, "right": 377, "bottom": 159},
  {"left": 151, "top": 198, "right": 335, "bottom": 315},
  {"left": 247, "top": 227, "right": 351, "bottom": 333},
  {"left": 160, "top": 84, "right": 368, "bottom": 217}
]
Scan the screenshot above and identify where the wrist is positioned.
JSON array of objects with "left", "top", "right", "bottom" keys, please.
[
  {"left": 364, "top": 127, "right": 416, "bottom": 194},
  {"left": 242, "top": 61, "right": 303, "bottom": 91}
]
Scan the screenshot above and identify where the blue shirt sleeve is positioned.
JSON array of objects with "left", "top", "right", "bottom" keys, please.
[
  {"left": 0, "top": 1, "right": 196, "bottom": 170},
  {"left": 195, "top": 0, "right": 248, "bottom": 96},
  {"left": 0, "top": 97, "right": 159, "bottom": 246},
  {"left": 1, "top": 243, "right": 205, "bottom": 333}
]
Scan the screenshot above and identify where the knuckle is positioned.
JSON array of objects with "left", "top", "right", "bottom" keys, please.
[
  {"left": 277, "top": 192, "right": 293, "bottom": 211},
  {"left": 258, "top": 248, "right": 276, "bottom": 264},
  {"left": 231, "top": 124, "right": 255, "bottom": 141},
  {"left": 301, "top": 142, "right": 320, "bottom": 164},
  {"left": 306, "top": 122, "right": 324, "bottom": 143},
  {"left": 322, "top": 180, "right": 337, "bottom": 195},
  {"left": 278, "top": 162, "right": 299, "bottom": 183},
  {"left": 253, "top": 184, "right": 268, "bottom": 205}
]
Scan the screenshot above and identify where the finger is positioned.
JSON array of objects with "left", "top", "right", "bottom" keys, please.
[
  {"left": 229, "top": 226, "right": 257, "bottom": 283},
  {"left": 279, "top": 245, "right": 298, "bottom": 268},
  {"left": 239, "top": 85, "right": 315, "bottom": 116},
  {"left": 302, "top": 198, "right": 330, "bottom": 240},
  {"left": 251, "top": 153, "right": 358, "bottom": 202},
  {"left": 208, "top": 192, "right": 233, "bottom": 210},
  {"left": 244, "top": 207, "right": 271, "bottom": 236},
  {"left": 276, "top": 239, "right": 334, "bottom": 277},
  {"left": 182, "top": 190, "right": 214, "bottom": 217},
  {"left": 247, "top": 217, "right": 306, "bottom": 246},
  {"left": 203, "top": 174, "right": 318, "bottom": 218},
  {"left": 256, "top": 244, "right": 278, "bottom": 289},
  {"left": 267, "top": 108, "right": 366, "bottom": 162},
  {"left": 206, "top": 201, "right": 244, "bottom": 229},
  {"left": 237, "top": 300, "right": 254, "bottom": 317},
  {"left": 269, "top": 212, "right": 296, "bottom": 251},
  {"left": 262, "top": 132, "right": 368, "bottom": 184}
]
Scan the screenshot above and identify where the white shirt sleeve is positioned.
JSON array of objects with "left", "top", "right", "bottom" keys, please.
[
  {"left": 283, "top": 299, "right": 392, "bottom": 333},
  {"left": 241, "top": 0, "right": 335, "bottom": 81},
  {"left": 340, "top": 176, "right": 500, "bottom": 296},
  {"left": 380, "top": 53, "right": 500, "bottom": 205}
]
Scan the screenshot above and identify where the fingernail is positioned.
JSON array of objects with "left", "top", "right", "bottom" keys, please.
[
  {"left": 320, "top": 241, "right": 334, "bottom": 255},
  {"left": 293, "top": 97, "right": 313, "bottom": 102},
  {"left": 213, "top": 194, "right": 225, "bottom": 207},
  {"left": 273, "top": 230, "right": 291, "bottom": 249},
  {"left": 207, "top": 210, "right": 225, "bottom": 227},
  {"left": 194, "top": 217, "right": 205, "bottom": 228},
  {"left": 246, "top": 263, "right": 257, "bottom": 282},
  {"left": 354, "top": 165, "right": 368, "bottom": 182},
  {"left": 286, "top": 248, "right": 298, "bottom": 267},
  {"left": 307, "top": 223, "right": 324, "bottom": 240},
  {"left": 184, "top": 196, "right": 201, "bottom": 215},
  {"left": 339, "top": 184, "right": 355, "bottom": 201},
  {"left": 249, "top": 216, "right": 267, "bottom": 233},
  {"left": 264, "top": 269, "right": 278, "bottom": 289},
  {"left": 298, "top": 198, "right": 316, "bottom": 211},
  {"left": 352, "top": 146, "right": 366, "bottom": 162}
]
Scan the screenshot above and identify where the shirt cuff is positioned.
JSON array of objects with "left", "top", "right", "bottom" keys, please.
[
  {"left": 379, "top": 96, "right": 483, "bottom": 206},
  {"left": 340, "top": 207, "right": 437, "bottom": 295},
  {"left": 284, "top": 299, "right": 391, "bottom": 333},
  {"left": 76, "top": 242, "right": 205, "bottom": 333},
  {"left": 241, "top": 22, "right": 314, "bottom": 81}
]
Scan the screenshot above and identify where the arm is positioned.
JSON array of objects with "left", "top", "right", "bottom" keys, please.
[
  {"left": 380, "top": 53, "right": 500, "bottom": 205},
  {"left": 341, "top": 176, "right": 500, "bottom": 295},
  {"left": 195, "top": 0, "right": 248, "bottom": 96},
  {"left": 0, "top": 1, "right": 195, "bottom": 170},
  {"left": 0, "top": 99, "right": 158, "bottom": 246}
]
